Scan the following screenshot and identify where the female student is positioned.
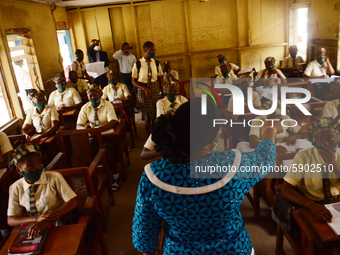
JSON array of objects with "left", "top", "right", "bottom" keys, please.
[
  {"left": 141, "top": 81, "right": 188, "bottom": 160},
  {"left": 7, "top": 144, "right": 77, "bottom": 238},
  {"left": 22, "top": 90, "right": 59, "bottom": 144},
  {"left": 215, "top": 62, "right": 238, "bottom": 85},
  {"left": 102, "top": 70, "right": 132, "bottom": 104},
  {"left": 282, "top": 118, "right": 340, "bottom": 222},
  {"left": 48, "top": 76, "right": 82, "bottom": 112},
  {"left": 133, "top": 98, "right": 278, "bottom": 254},
  {"left": 76, "top": 85, "right": 120, "bottom": 191},
  {"left": 132, "top": 41, "right": 164, "bottom": 136},
  {"left": 66, "top": 71, "right": 89, "bottom": 97}
]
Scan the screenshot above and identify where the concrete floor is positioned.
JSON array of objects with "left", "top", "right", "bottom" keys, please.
[{"left": 102, "top": 113, "right": 295, "bottom": 255}]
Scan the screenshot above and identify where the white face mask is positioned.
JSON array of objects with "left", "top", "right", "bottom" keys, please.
[{"left": 94, "top": 46, "right": 100, "bottom": 51}]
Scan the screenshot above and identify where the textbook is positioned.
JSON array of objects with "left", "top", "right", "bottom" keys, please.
[
  {"left": 8, "top": 223, "right": 51, "bottom": 255},
  {"left": 325, "top": 202, "right": 340, "bottom": 235},
  {"left": 279, "top": 139, "right": 313, "bottom": 152}
]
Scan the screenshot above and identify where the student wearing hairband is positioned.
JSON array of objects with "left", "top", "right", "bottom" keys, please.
[
  {"left": 7, "top": 144, "right": 77, "bottom": 238},
  {"left": 102, "top": 70, "right": 132, "bottom": 104},
  {"left": 48, "top": 75, "right": 82, "bottom": 112},
  {"left": 22, "top": 90, "right": 59, "bottom": 144},
  {"left": 214, "top": 54, "right": 240, "bottom": 77},
  {"left": 322, "top": 81, "right": 340, "bottom": 120},
  {"left": 303, "top": 48, "right": 335, "bottom": 79},
  {"left": 282, "top": 118, "right": 340, "bottom": 223}
]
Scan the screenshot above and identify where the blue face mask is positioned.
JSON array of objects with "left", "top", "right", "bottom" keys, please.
[
  {"left": 147, "top": 52, "right": 155, "bottom": 58},
  {"left": 77, "top": 56, "right": 84, "bottom": 61},
  {"left": 90, "top": 98, "right": 101, "bottom": 108},
  {"left": 222, "top": 71, "right": 230, "bottom": 78},
  {"left": 317, "top": 57, "right": 325, "bottom": 64},
  {"left": 21, "top": 168, "right": 43, "bottom": 183},
  {"left": 108, "top": 79, "right": 117, "bottom": 85},
  {"left": 165, "top": 67, "right": 169, "bottom": 73},
  {"left": 57, "top": 84, "right": 66, "bottom": 91},
  {"left": 267, "top": 67, "right": 275, "bottom": 73},
  {"left": 167, "top": 94, "right": 178, "bottom": 102},
  {"left": 218, "top": 59, "right": 227, "bottom": 64},
  {"left": 35, "top": 102, "right": 46, "bottom": 110},
  {"left": 70, "top": 78, "right": 78, "bottom": 84}
]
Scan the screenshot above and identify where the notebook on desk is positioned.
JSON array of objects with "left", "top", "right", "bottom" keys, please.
[
  {"left": 8, "top": 223, "right": 51, "bottom": 255},
  {"left": 325, "top": 202, "right": 340, "bottom": 235}
]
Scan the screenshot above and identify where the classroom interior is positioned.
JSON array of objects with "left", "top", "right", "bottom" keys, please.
[{"left": 0, "top": 0, "right": 340, "bottom": 254}]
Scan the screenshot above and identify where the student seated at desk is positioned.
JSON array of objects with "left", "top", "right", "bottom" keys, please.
[
  {"left": 76, "top": 84, "right": 120, "bottom": 191},
  {"left": 141, "top": 82, "right": 188, "bottom": 160},
  {"left": 66, "top": 71, "right": 88, "bottom": 98},
  {"left": 215, "top": 62, "right": 238, "bottom": 85},
  {"left": 255, "top": 57, "right": 287, "bottom": 86},
  {"left": 249, "top": 101, "right": 305, "bottom": 207},
  {"left": 48, "top": 75, "right": 82, "bottom": 112},
  {"left": 280, "top": 45, "right": 304, "bottom": 77},
  {"left": 102, "top": 70, "right": 132, "bottom": 104},
  {"left": 7, "top": 144, "right": 77, "bottom": 238},
  {"left": 214, "top": 53, "right": 240, "bottom": 77},
  {"left": 322, "top": 81, "right": 340, "bottom": 120},
  {"left": 22, "top": 90, "right": 59, "bottom": 144},
  {"left": 0, "top": 133, "right": 13, "bottom": 169},
  {"left": 281, "top": 118, "right": 340, "bottom": 223},
  {"left": 303, "top": 47, "right": 335, "bottom": 79}
]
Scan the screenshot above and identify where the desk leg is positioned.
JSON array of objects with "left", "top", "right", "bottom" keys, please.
[{"left": 276, "top": 225, "right": 286, "bottom": 255}]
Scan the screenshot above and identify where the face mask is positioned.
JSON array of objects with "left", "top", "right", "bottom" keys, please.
[
  {"left": 21, "top": 168, "right": 43, "bottom": 183},
  {"left": 77, "top": 56, "right": 83, "bottom": 61},
  {"left": 218, "top": 59, "right": 227, "bottom": 64},
  {"left": 57, "top": 84, "right": 66, "bottom": 91},
  {"left": 267, "top": 67, "right": 275, "bottom": 73},
  {"left": 90, "top": 98, "right": 101, "bottom": 108},
  {"left": 165, "top": 68, "right": 169, "bottom": 73},
  {"left": 70, "top": 78, "right": 78, "bottom": 84},
  {"left": 241, "top": 87, "right": 248, "bottom": 97},
  {"left": 317, "top": 57, "right": 325, "bottom": 64},
  {"left": 94, "top": 46, "right": 100, "bottom": 51},
  {"left": 290, "top": 54, "right": 297, "bottom": 59},
  {"left": 35, "top": 102, "right": 46, "bottom": 110},
  {"left": 124, "top": 50, "right": 129, "bottom": 54},
  {"left": 108, "top": 79, "right": 117, "bottom": 85},
  {"left": 167, "top": 94, "right": 178, "bottom": 102},
  {"left": 147, "top": 52, "right": 155, "bottom": 58},
  {"left": 222, "top": 71, "right": 230, "bottom": 78}
]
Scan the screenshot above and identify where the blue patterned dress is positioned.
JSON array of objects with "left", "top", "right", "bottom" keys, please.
[{"left": 133, "top": 140, "right": 276, "bottom": 255}]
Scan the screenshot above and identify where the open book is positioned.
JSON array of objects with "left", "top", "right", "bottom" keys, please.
[
  {"left": 279, "top": 139, "right": 313, "bottom": 152},
  {"left": 8, "top": 223, "right": 51, "bottom": 255},
  {"left": 325, "top": 202, "right": 340, "bottom": 235}
]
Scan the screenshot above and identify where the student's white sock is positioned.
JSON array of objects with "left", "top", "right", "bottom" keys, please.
[{"left": 113, "top": 173, "right": 120, "bottom": 180}]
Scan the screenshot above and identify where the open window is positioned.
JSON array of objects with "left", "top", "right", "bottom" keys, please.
[
  {"left": 289, "top": 7, "right": 308, "bottom": 60},
  {"left": 6, "top": 29, "right": 42, "bottom": 113}
]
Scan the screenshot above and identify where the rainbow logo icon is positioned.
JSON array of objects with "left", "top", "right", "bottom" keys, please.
[{"left": 196, "top": 82, "right": 223, "bottom": 107}]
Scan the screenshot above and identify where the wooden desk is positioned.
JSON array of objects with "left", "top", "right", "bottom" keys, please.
[
  {"left": 62, "top": 109, "right": 77, "bottom": 117},
  {"left": 292, "top": 209, "right": 340, "bottom": 255},
  {"left": 0, "top": 223, "right": 88, "bottom": 255}
]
